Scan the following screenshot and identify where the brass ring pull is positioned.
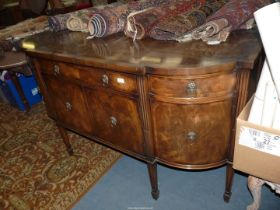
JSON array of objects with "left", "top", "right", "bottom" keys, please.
[
  {"left": 110, "top": 116, "right": 117, "bottom": 127},
  {"left": 102, "top": 74, "right": 109, "bottom": 86},
  {"left": 65, "top": 102, "right": 72, "bottom": 111},
  {"left": 186, "top": 131, "right": 197, "bottom": 142},
  {"left": 186, "top": 81, "right": 197, "bottom": 94},
  {"left": 53, "top": 64, "right": 60, "bottom": 76}
]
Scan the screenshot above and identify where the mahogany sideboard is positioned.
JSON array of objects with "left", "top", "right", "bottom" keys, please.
[{"left": 23, "top": 29, "right": 263, "bottom": 201}]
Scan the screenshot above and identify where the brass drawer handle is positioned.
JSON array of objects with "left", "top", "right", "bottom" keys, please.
[
  {"left": 110, "top": 116, "right": 117, "bottom": 127},
  {"left": 53, "top": 64, "right": 60, "bottom": 76},
  {"left": 65, "top": 102, "right": 72, "bottom": 111},
  {"left": 102, "top": 74, "right": 109, "bottom": 86},
  {"left": 186, "top": 81, "right": 197, "bottom": 94},
  {"left": 186, "top": 131, "right": 197, "bottom": 142}
]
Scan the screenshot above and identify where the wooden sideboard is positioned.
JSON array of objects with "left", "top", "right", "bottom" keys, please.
[{"left": 23, "top": 29, "right": 263, "bottom": 201}]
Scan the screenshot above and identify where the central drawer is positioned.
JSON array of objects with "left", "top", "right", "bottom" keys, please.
[{"left": 80, "top": 68, "right": 138, "bottom": 94}]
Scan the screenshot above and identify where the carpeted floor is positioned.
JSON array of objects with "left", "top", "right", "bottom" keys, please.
[
  {"left": 73, "top": 156, "right": 280, "bottom": 210},
  {"left": 0, "top": 102, "right": 121, "bottom": 210}
]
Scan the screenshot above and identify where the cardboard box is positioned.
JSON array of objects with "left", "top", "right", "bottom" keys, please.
[{"left": 233, "top": 96, "right": 280, "bottom": 184}]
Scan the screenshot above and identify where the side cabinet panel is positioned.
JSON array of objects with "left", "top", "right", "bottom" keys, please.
[{"left": 151, "top": 98, "right": 233, "bottom": 166}]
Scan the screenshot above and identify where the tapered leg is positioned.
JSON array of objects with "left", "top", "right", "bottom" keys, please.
[
  {"left": 247, "top": 176, "right": 265, "bottom": 210},
  {"left": 57, "top": 124, "right": 73, "bottom": 155},
  {"left": 147, "top": 162, "right": 159, "bottom": 200},
  {"left": 224, "top": 163, "right": 234, "bottom": 202}
]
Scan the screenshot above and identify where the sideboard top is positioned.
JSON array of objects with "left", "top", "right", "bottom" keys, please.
[{"left": 23, "top": 29, "right": 263, "bottom": 75}]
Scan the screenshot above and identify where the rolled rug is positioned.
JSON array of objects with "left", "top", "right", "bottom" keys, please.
[
  {"left": 183, "top": 18, "right": 231, "bottom": 44},
  {"left": 91, "top": 0, "right": 108, "bottom": 5},
  {"left": 177, "top": 18, "right": 255, "bottom": 44},
  {"left": 149, "top": 0, "right": 229, "bottom": 41},
  {"left": 48, "top": 13, "right": 72, "bottom": 32},
  {"left": 66, "top": 2, "right": 122, "bottom": 32},
  {"left": 88, "top": 4, "right": 128, "bottom": 38},
  {"left": 0, "top": 16, "right": 48, "bottom": 40},
  {"left": 48, "top": 2, "right": 120, "bottom": 32},
  {"left": 0, "top": 40, "right": 13, "bottom": 52},
  {"left": 127, "top": 0, "right": 179, "bottom": 12},
  {"left": 67, "top": 13, "right": 92, "bottom": 32},
  {"left": 0, "top": 16, "right": 47, "bottom": 33},
  {"left": 89, "top": 0, "right": 189, "bottom": 38},
  {"left": 124, "top": 0, "right": 204, "bottom": 40},
  {"left": 178, "top": 0, "right": 271, "bottom": 44}
]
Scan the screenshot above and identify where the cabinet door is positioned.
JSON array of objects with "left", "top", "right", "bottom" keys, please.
[
  {"left": 44, "top": 75, "right": 93, "bottom": 134},
  {"left": 85, "top": 88, "right": 144, "bottom": 155},
  {"left": 151, "top": 98, "right": 233, "bottom": 167}
]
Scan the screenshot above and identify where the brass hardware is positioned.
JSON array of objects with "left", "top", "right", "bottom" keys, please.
[
  {"left": 186, "top": 131, "right": 197, "bottom": 142},
  {"left": 102, "top": 74, "right": 109, "bottom": 86},
  {"left": 53, "top": 64, "right": 60, "bottom": 76},
  {"left": 186, "top": 81, "right": 197, "bottom": 94},
  {"left": 65, "top": 102, "right": 72, "bottom": 111},
  {"left": 110, "top": 116, "right": 117, "bottom": 127}
]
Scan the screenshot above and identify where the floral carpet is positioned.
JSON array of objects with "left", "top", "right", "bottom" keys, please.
[{"left": 0, "top": 102, "right": 121, "bottom": 210}]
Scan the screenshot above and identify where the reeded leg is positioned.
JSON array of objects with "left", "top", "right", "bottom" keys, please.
[
  {"left": 57, "top": 124, "right": 73, "bottom": 155},
  {"left": 224, "top": 163, "right": 234, "bottom": 202},
  {"left": 147, "top": 162, "right": 159, "bottom": 200},
  {"left": 247, "top": 176, "right": 265, "bottom": 210}
]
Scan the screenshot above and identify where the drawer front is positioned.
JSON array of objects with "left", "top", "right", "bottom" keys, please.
[
  {"left": 39, "top": 59, "right": 80, "bottom": 80},
  {"left": 85, "top": 88, "right": 144, "bottom": 155},
  {"left": 80, "top": 68, "right": 138, "bottom": 94},
  {"left": 151, "top": 98, "right": 233, "bottom": 165},
  {"left": 44, "top": 75, "right": 92, "bottom": 133},
  {"left": 149, "top": 72, "right": 236, "bottom": 98}
]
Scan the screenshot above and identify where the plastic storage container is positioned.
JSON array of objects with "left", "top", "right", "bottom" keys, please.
[
  {"left": 6, "top": 78, "right": 26, "bottom": 111},
  {"left": 0, "top": 73, "right": 42, "bottom": 111},
  {"left": 18, "top": 74, "right": 42, "bottom": 107}
]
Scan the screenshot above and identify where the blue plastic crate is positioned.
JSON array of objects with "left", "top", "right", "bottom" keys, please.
[
  {"left": 18, "top": 74, "right": 42, "bottom": 106},
  {"left": 5, "top": 79, "right": 26, "bottom": 111},
  {"left": 0, "top": 74, "right": 42, "bottom": 111}
]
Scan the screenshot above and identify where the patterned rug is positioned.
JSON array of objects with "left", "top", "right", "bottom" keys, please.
[{"left": 0, "top": 102, "right": 121, "bottom": 210}]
